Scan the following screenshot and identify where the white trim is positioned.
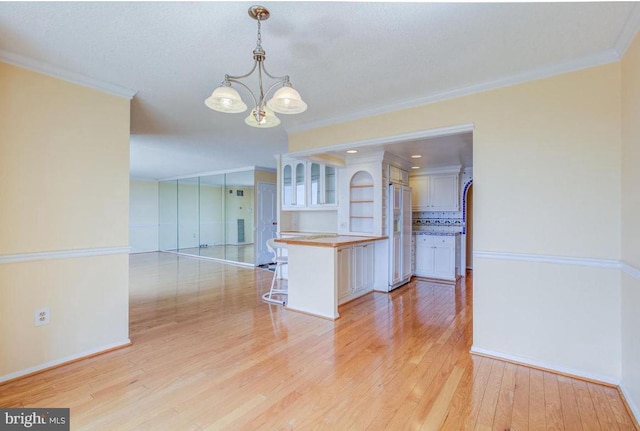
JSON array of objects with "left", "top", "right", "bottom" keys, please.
[
  {"left": 0, "top": 246, "right": 130, "bottom": 264},
  {"left": 0, "top": 339, "right": 131, "bottom": 384},
  {"left": 285, "top": 50, "right": 619, "bottom": 134},
  {"left": 622, "top": 262, "right": 640, "bottom": 280},
  {"left": 411, "top": 165, "right": 462, "bottom": 176},
  {"left": 470, "top": 346, "right": 620, "bottom": 386},
  {"left": 0, "top": 50, "right": 136, "bottom": 100},
  {"left": 619, "top": 384, "right": 640, "bottom": 426},
  {"left": 159, "top": 165, "right": 257, "bottom": 182},
  {"left": 161, "top": 251, "right": 255, "bottom": 268},
  {"left": 474, "top": 250, "right": 621, "bottom": 270},
  {"left": 614, "top": 3, "right": 640, "bottom": 57},
  {"left": 285, "top": 304, "right": 338, "bottom": 321},
  {"left": 286, "top": 124, "right": 475, "bottom": 159}
]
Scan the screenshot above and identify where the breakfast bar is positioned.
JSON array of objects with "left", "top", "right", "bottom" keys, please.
[{"left": 275, "top": 234, "right": 386, "bottom": 320}]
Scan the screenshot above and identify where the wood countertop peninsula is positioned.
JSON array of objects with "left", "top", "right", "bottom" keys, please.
[{"left": 275, "top": 234, "right": 386, "bottom": 248}]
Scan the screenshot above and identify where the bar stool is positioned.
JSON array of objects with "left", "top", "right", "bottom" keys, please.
[{"left": 262, "top": 238, "right": 288, "bottom": 305}]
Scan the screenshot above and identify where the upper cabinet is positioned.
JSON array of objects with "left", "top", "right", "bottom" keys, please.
[
  {"left": 282, "top": 160, "right": 306, "bottom": 208},
  {"left": 282, "top": 159, "right": 338, "bottom": 210},
  {"left": 389, "top": 165, "right": 409, "bottom": 185},
  {"left": 411, "top": 168, "right": 460, "bottom": 212}
]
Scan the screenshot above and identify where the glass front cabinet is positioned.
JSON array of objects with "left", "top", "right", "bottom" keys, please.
[{"left": 282, "top": 159, "right": 338, "bottom": 209}]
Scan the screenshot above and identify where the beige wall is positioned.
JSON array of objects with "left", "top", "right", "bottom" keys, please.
[
  {"left": 0, "top": 62, "right": 131, "bottom": 380},
  {"left": 621, "top": 32, "right": 640, "bottom": 419},
  {"left": 290, "top": 62, "right": 623, "bottom": 381}
]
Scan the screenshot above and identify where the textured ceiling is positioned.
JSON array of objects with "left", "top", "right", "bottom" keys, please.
[{"left": 1, "top": 2, "right": 638, "bottom": 179}]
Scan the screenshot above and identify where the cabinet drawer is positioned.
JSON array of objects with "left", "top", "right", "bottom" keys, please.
[{"left": 415, "top": 235, "right": 455, "bottom": 246}]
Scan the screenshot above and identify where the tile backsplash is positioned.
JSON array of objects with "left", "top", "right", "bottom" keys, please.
[{"left": 412, "top": 211, "right": 463, "bottom": 232}]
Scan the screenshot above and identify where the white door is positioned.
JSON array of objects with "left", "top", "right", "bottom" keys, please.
[{"left": 256, "top": 182, "right": 277, "bottom": 265}]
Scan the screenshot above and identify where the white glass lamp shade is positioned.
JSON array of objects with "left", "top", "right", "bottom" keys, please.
[
  {"left": 205, "top": 85, "right": 248, "bottom": 113},
  {"left": 267, "top": 85, "right": 307, "bottom": 114},
  {"left": 244, "top": 106, "right": 281, "bottom": 128}
]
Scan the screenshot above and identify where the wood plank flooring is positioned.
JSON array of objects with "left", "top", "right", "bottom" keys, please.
[{"left": 0, "top": 252, "right": 636, "bottom": 430}]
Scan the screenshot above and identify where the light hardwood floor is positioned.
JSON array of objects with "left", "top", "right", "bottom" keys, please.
[{"left": 1, "top": 252, "right": 637, "bottom": 430}]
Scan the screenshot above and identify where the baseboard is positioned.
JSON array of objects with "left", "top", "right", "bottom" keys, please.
[
  {"left": 285, "top": 305, "right": 338, "bottom": 321},
  {"left": 619, "top": 384, "right": 640, "bottom": 430},
  {"left": 470, "top": 346, "right": 620, "bottom": 386},
  {"left": 0, "top": 339, "right": 132, "bottom": 385}
]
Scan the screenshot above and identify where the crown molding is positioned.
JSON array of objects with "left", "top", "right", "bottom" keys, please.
[
  {"left": 614, "top": 3, "right": 640, "bottom": 57},
  {"left": 159, "top": 165, "right": 257, "bottom": 182},
  {"left": 286, "top": 49, "right": 620, "bottom": 135},
  {"left": 0, "top": 50, "right": 136, "bottom": 100}
]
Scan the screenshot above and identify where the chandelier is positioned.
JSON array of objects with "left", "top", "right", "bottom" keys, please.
[{"left": 205, "top": 5, "right": 307, "bottom": 128}]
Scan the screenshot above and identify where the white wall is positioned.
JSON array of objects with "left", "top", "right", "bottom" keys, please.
[{"left": 129, "top": 180, "right": 159, "bottom": 253}]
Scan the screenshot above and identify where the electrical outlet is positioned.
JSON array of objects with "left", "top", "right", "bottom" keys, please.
[{"left": 35, "top": 307, "right": 50, "bottom": 326}]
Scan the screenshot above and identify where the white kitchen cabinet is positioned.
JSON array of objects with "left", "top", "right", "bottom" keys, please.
[
  {"left": 282, "top": 160, "right": 306, "bottom": 209},
  {"left": 282, "top": 159, "right": 338, "bottom": 210},
  {"left": 410, "top": 172, "right": 460, "bottom": 212},
  {"left": 414, "top": 234, "right": 459, "bottom": 281},
  {"left": 338, "top": 242, "right": 375, "bottom": 303},
  {"left": 389, "top": 165, "right": 409, "bottom": 185},
  {"left": 310, "top": 162, "right": 338, "bottom": 207},
  {"left": 324, "top": 165, "right": 337, "bottom": 205},
  {"left": 337, "top": 246, "right": 352, "bottom": 300}
]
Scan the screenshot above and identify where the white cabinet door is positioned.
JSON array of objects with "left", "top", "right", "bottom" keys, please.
[
  {"left": 410, "top": 173, "right": 459, "bottom": 211},
  {"left": 414, "top": 235, "right": 456, "bottom": 280},
  {"left": 337, "top": 247, "right": 352, "bottom": 300},
  {"left": 428, "top": 174, "right": 459, "bottom": 211},
  {"left": 411, "top": 175, "right": 429, "bottom": 211},
  {"left": 390, "top": 233, "right": 401, "bottom": 284},
  {"left": 309, "top": 162, "right": 321, "bottom": 206},
  {"left": 324, "top": 165, "right": 337, "bottom": 205},
  {"left": 282, "top": 163, "right": 294, "bottom": 207},
  {"left": 352, "top": 245, "right": 365, "bottom": 293},
  {"left": 415, "top": 235, "right": 435, "bottom": 277},
  {"left": 433, "top": 245, "right": 455, "bottom": 279},
  {"left": 363, "top": 243, "right": 375, "bottom": 289}
]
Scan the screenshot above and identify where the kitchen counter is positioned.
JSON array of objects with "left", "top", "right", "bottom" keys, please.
[
  {"left": 279, "top": 235, "right": 387, "bottom": 320},
  {"left": 276, "top": 234, "right": 386, "bottom": 248}
]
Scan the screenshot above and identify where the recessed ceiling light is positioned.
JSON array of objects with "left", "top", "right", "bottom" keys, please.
[
  {"left": 410, "top": 154, "right": 422, "bottom": 159},
  {"left": 346, "top": 150, "right": 358, "bottom": 154},
  {"left": 411, "top": 166, "right": 420, "bottom": 169}
]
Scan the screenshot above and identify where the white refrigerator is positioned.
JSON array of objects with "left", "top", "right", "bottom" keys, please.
[{"left": 388, "top": 184, "right": 412, "bottom": 290}]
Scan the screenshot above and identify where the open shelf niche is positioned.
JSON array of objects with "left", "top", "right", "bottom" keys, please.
[{"left": 349, "top": 170, "right": 374, "bottom": 233}]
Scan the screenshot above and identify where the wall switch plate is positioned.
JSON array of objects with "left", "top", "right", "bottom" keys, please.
[{"left": 35, "top": 307, "right": 50, "bottom": 326}]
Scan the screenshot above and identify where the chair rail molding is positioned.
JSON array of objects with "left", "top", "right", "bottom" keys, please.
[{"left": 0, "top": 246, "right": 131, "bottom": 264}]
